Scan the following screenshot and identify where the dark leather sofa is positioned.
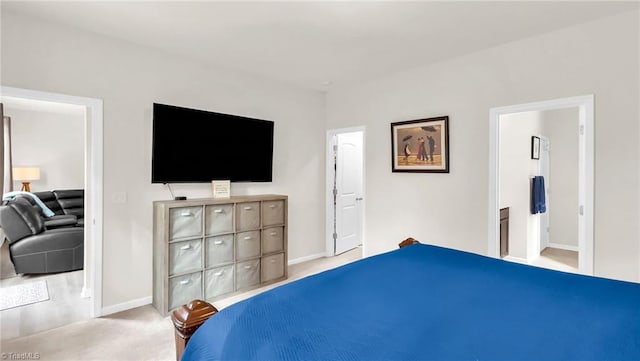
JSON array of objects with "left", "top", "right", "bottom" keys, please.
[
  {"left": 0, "top": 190, "right": 84, "bottom": 274},
  {"left": 19, "top": 190, "right": 85, "bottom": 227}
]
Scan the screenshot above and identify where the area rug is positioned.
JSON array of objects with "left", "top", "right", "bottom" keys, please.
[{"left": 0, "top": 280, "right": 49, "bottom": 311}]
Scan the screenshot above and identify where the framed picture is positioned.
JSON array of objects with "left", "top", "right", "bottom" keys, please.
[
  {"left": 391, "top": 116, "right": 449, "bottom": 173},
  {"left": 211, "top": 180, "right": 231, "bottom": 199},
  {"left": 531, "top": 136, "right": 540, "bottom": 160}
]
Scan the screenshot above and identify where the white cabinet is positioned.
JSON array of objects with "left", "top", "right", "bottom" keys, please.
[{"left": 153, "top": 195, "right": 287, "bottom": 315}]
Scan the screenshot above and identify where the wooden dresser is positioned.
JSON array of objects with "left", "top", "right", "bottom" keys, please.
[{"left": 153, "top": 194, "right": 288, "bottom": 315}]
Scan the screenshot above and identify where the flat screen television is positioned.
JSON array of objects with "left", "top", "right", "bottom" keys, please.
[{"left": 152, "top": 103, "right": 274, "bottom": 183}]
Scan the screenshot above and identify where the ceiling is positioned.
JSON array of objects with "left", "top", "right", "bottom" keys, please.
[{"left": 3, "top": 1, "right": 638, "bottom": 91}]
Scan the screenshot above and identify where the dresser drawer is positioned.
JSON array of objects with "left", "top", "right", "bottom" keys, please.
[
  {"left": 169, "top": 272, "right": 202, "bottom": 310},
  {"left": 261, "top": 253, "right": 285, "bottom": 283},
  {"left": 205, "top": 204, "right": 233, "bottom": 235},
  {"left": 169, "top": 206, "right": 202, "bottom": 240},
  {"left": 236, "top": 259, "right": 260, "bottom": 290},
  {"left": 236, "top": 202, "right": 260, "bottom": 231},
  {"left": 204, "top": 265, "right": 234, "bottom": 299},
  {"left": 169, "top": 239, "right": 202, "bottom": 276},
  {"left": 262, "top": 200, "right": 285, "bottom": 226},
  {"left": 205, "top": 234, "right": 234, "bottom": 267},
  {"left": 236, "top": 230, "right": 260, "bottom": 260},
  {"left": 262, "top": 227, "right": 284, "bottom": 254}
]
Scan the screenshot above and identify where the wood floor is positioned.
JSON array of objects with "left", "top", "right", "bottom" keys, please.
[
  {"left": 0, "top": 268, "right": 91, "bottom": 340},
  {"left": 1, "top": 240, "right": 18, "bottom": 279}
]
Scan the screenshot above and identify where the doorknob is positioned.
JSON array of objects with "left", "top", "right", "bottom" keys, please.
[{"left": 356, "top": 197, "right": 363, "bottom": 201}]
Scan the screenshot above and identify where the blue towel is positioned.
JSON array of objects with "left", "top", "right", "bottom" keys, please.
[
  {"left": 531, "top": 176, "right": 546, "bottom": 214},
  {"left": 2, "top": 191, "right": 55, "bottom": 217}
]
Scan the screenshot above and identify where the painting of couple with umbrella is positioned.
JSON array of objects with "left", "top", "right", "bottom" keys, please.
[{"left": 391, "top": 116, "right": 449, "bottom": 173}]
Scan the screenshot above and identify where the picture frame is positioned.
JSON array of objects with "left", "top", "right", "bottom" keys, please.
[
  {"left": 391, "top": 116, "right": 449, "bottom": 173},
  {"left": 531, "top": 136, "right": 540, "bottom": 160},
  {"left": 211, "top": 180, "right": 231, "bottom": 199}
]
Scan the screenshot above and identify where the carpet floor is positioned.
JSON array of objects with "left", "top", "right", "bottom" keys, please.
[{"left": 1, "top": 247, "right": 362, "bottom": 360}]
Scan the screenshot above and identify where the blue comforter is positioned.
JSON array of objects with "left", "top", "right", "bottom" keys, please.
[{"left": 183, "top": 244, "right": 640, "bottom": 361}]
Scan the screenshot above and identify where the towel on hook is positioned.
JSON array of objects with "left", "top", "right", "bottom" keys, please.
[{"left": 531, "top": 176, "right": 546, "bottom": 214}]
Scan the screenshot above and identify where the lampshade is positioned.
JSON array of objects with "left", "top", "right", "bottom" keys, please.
[{"left": 13, "top": 167, "right": 41, "bottom": 181}]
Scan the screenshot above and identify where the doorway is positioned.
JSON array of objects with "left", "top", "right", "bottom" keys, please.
[
  {"left": 0, "top": 86, "right": 103, "bottom": 324},
  {"left": 326, "top": 127, "right": 365, "bottom": 257},
  {"left": 488, "top": 95, "right": 594, "bottom": 275}
]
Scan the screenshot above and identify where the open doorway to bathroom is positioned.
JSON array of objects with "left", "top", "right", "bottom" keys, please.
[{"left": 488, "top": 95, "right": 594, "bottom": 275}]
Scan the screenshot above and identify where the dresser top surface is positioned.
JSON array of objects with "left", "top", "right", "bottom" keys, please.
[{"left": 154, "top": 194, "right": 287, "bottom": 207}]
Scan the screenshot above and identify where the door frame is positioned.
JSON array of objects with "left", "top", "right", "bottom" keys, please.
[
  {"left": 488, "top": 95, "right": 594, "bottom": 275},
  {"left": 1, "top": 85, "right": 104, "bottom": 317},
  {"left": 538, "top": 136, "right": 550, "bottom": 253},
  {"left": 325, "top": 126, "right": 366, "bottom": 257}
]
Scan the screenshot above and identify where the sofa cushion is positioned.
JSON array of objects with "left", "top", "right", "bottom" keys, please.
[
  {"left": 53, "top": 190, "right": 84, "bottom": 219},
  {"left": 11, "top": 198, "right": 45, "bottom": 235},
  {"left": 0, "top": 205, "right": 32, "bottom": 243},
  {"left": 14, "top": 193, "right": 56, "bottom": 218},
  {"left": 32, "top": 191, "right": 64, "bottom": 216},
  {"left": 9, "top": 227, "right": 83, "bottom": 254},
  {"left": 0, "top": 199, "right": 45, "bottom": 244},
  {"left": 44, "top": 215, "right": 78, "bottom": 229},
  {"left": 9, "top": 226, "right": 84, "bottom": 274}
]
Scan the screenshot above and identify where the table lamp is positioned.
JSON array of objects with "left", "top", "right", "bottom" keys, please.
[{"left": 13, "top": 167, "right": 40, "bottom": 192}]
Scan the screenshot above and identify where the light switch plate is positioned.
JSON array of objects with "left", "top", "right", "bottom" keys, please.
[{"left": 112, "top": 191, "right": 127, "bottom": 204}]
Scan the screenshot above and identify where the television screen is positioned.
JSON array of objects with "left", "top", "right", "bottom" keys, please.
[{"left": 152, "top": 103, "right": 274, "bottom": 183}]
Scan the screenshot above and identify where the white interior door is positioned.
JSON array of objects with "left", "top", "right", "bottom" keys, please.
[{"left": 334, "top": 131, "right": 363, "bottom": 255}]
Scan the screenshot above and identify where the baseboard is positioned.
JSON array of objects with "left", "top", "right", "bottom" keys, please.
[
  {"left": 101, "top": 296, "right": 152, "bottom": 316},
  {"left": 288, "top": 252, "right": 325, "bottom": 266},
  {"left": 502, "top": 255, "right": 529, "bottom": 264},
  {"left": 80, "top": 286, "right": 92, "bottom": 299},
  {"left": 546, "top": 243, "right": 579, "bottom": 252}
]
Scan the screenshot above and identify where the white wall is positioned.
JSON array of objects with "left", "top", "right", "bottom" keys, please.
[
  {"left": 326, "top": 10, "right": 639, "bottom": 281},
  {"left": 499, "top": 111, "right": 541, "bottom": 260},
  {"left": 5, "top": 107, "right": 84, "bottom": 191},
  {"left": 1, "top": 11, "right": 326, "bottom": 307},
  {"left": 542, "top": 108, "right": 579, "bottom": 248}
]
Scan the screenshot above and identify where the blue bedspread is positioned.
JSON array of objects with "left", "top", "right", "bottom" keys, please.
[{"left": 182, "top": 244, "right": 640, "bottom": 361}]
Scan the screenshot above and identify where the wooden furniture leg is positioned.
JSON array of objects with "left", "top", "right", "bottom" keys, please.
[
  {"left": 172, "top": 299, "right": 218, "bottom": 361},
  {"left": 399, "top": 237, "right": 420, "bottom": 248}
]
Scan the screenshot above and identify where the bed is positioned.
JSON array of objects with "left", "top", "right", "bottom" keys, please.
[{"left": 172, "top": 239, "right": 640, "bottom": 361}]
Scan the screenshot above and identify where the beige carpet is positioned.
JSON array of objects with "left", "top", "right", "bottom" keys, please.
[
  {"left": 1, "top": 247, "right": 363, "bottom": 361},
  {"left": 1, "top": 305, "right": 175, "bottom": 361}
]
